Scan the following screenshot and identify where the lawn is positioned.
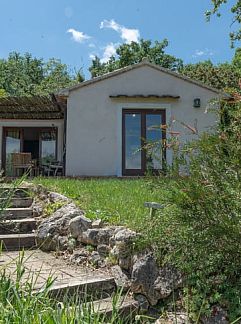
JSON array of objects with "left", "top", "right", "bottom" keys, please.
[{"left": 33, "top": 177, "right": 172, "bottom": 231}]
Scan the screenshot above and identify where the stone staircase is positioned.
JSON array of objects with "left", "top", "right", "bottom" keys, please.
[
  {"left": 0, "top": 185, "right": 139, "bottom": 321},
  {"left": 0, "top": 186, "right": 37, "bottom": 250}
]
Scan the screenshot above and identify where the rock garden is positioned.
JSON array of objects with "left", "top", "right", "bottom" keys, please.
[{"left": 30, "top": 182, "right": 229, "bottom": 324}]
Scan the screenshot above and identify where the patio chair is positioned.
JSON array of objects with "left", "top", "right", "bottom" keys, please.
[
  {"left": 11, "top": 152, "right": 33, "bottom": 177},
  {"left": 41, "top": 160, "right": 63, "bottom": 177},
  {"left": 49, "top": 161, "right": 63, "bottom": 176}
]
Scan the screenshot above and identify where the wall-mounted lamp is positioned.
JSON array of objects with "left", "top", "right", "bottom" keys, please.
[{"left": 193, "top": 98, "right": 201, "bottom": 108}]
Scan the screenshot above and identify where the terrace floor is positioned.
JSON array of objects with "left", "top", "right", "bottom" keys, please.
[{"left": 0, "top": 250, "right": 114, "bottom": 293}]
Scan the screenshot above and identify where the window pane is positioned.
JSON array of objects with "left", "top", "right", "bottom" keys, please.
[
  {"left": 146, "top": 114, "right": 163, "bottom": 169},
  {"left": 125, "top": 114, "right": 141, "bottom": 169},
  {"left": 41, "top": 131, "right": 56, "bottom": 163},
  {"left": 6, "top": 130, "right": 21, "bottom": 176}
]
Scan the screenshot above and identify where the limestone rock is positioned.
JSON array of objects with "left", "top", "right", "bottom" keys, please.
[
  {"left": 154, "top": 265, "right": 183, "bottom": 299},
  {"left": 97, "top": 227, "right": 116, "bottom": 245},
  {"left": 80, "top": 229, "right": 99, "bottom": 246},
  {"left": 131, "top": 254, "right": 160, "bottom": 306},
  {"left": 32, "top": 201, "right": 44, "bottom": 217},
  {"left": 109, "top": 228, "right": 138, "bottom": 269},
  {"left": 70, "top": 251, "right": 89, "bottom": 266},
  {"left": 69, "top": 215, "right": 92, "bottom": 239},
  {"left": 155, "top": 312, "right": 189, "bottom": 324},
  {"left": 67, "top": 237, "right": 77, "bottom": 252},
  {"left": 201, "top": 306, "right": 228, "bottom": 324},
  {"left": 110, "top": 244, "right": 132, "bottom": 270},
  {"left": 89, "top": 251, "right": 106, "bottom": 268},
  {"left": 36, "top": 203, "right": 84, "bottom": 251},
  {"left": 92, "top": 219, "right": 103, "bottom": 228},
  {"left": 97, "top": 244, "right": 110, "bottom": 258},
  {"left": 49, "top": 191, "right": 70, "bottom": 203},
  {"left": 90, "top": 251, "right": 101, "bottom": 266},
  {"left": 57, "top": 236, "right": 69, "bottom": 251},
  {"left": 80, "top": 227, "right": 115, "bottom": 246},
  {"left": 134, "top": 294, "right": 149, "bottom": 312},
  {"left": 119, "top": 256, "right": 132, "bottom": 271},
  {"left": 110, "top": 228, "right": 137, "bottom": 247},
  {"left": 71, "top": 249, "right": 90, "bottom": 259},
  {"left": 111, "top": 265, "right": 131, "bottom": 292}
]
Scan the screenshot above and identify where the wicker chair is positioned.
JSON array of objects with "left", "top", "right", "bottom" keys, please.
[{"left": 11, "top": 152, "right": 32, "bottom": 177}]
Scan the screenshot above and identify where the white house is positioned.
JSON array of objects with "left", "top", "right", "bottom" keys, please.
[
  {"left": 0, "top": 60, "right": 225, "bottom": 177},
  {"left": 60, "top": 59, "right": 224, "bottom": 177}
]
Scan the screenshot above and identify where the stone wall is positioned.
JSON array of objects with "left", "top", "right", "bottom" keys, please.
[{"left": 33, "top": 186, "right": 228, "bottom": 323}]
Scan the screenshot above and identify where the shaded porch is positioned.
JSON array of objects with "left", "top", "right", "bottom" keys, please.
[
  {"left": 0, "top": 95, "right": 66, "bottom": 177},
  {"left": 3, "top": 127, "right": 60, "bottom": 176}
]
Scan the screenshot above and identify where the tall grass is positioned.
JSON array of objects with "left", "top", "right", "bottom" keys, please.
[{"left": 0, "top": 248, "right": 139, "bottom": 323}]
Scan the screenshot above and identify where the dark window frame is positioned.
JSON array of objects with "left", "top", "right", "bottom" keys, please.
[{"left": 122, "top": 109, "right": 166, "bottom": 176}]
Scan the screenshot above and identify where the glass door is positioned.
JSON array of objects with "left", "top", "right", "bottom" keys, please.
[
  {"left": 122, "top": 109, "right": 166, "bottom": 176},
  {"left": 4, "top": 129, "right": 23, "bottom": 176},
  {"left": 39, "top": 129, "right": 57, "bottom": 164},
  {"left": 146, "top": 113, "right": 163, "bottom": 171},
  {"left": 122, "top": 112, "right": 143, "bottom": 175}
]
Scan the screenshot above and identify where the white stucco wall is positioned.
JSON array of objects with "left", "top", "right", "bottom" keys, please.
[
  {"left": 66, "top": 65, "right": 221, "bottom": 176},
  {"left": 0, "top": 119, "right": 64, "bottom": 170}
]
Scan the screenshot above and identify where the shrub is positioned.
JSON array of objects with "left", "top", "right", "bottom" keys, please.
[{"left": 148, "top": 101, "right": 241, "bottom": 321}]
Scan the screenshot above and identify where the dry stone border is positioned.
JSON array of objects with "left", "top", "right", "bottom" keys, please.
[
  {"left": 32, "top": 186, "right": 228, "bottom": 323},
  {"left": 33, "top": 187, "right": 183, "bottom": 308}
]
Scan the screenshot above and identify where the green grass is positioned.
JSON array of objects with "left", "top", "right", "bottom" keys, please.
[{"left": 33, "top": 177, "right": 172, "bottom": 232}]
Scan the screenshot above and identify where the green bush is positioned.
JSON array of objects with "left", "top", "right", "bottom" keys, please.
[{"left": 149, "top": 102, "right": 241, "bottom": 321}]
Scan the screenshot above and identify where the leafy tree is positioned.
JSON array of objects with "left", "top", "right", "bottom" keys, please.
[
  {"left": 180, "top": 60, "right": 240, "bottom": 92},
  {"left": 89, "top": 39, "right": 183, "bottom": 78},
  {"left": 0, "top": 89, "right": 7, "bottom": 98},
  {"left": 36, "top": 58, "right": 81, "bottom": 95},
  {"left": 206, "top": 1, "right": 241, "bottom": 45},
  {"left": 0, "top": 52, "right": 84, "bottom": 97},
  {"left": 232, "top": 47, "right": 241, "bottom": 73}
]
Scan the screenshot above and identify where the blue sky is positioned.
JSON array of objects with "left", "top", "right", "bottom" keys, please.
[{"left": 0, "top": 0, "right": 239, "bottom": 78}]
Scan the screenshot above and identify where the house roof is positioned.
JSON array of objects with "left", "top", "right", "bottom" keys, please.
[
  {"left": 59, "top": 59, "right": 228, "bottom": 97},
  {"left": 0, "top": 95, "right": 65, "bottom": 119},
  {"left": 109, "top": 94, "right": 180, "bottom": 99}
]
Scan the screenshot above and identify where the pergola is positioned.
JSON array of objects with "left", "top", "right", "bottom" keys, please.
[{"left": 0, "top": 95, "right": 66, "bottom": 119}]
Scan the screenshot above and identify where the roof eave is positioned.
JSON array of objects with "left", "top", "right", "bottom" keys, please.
[{"left": 57, "top": 60, "right": 230, "bottom": 97}]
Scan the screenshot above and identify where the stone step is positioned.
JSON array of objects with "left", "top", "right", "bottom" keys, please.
[
  {"left": 39, "top": 276, "right": 117, "bottom": 301},
  {"left": 1, "top": 207, "right": 33, "bottom": 219},
  {"left": 0, "top": 187, "right": 30, "bottom": 199},
  {"left": 0, "top": 218, "right": 37, "bottom": 234},
  {"left": 0, "top": 233, "right": 36, "bottom": 250},
  {"left": 85, "top": 296, "right": 139, "bottom": 320},
  {"left": 0, "top": 197, "right": 33, "bottom": 208}
]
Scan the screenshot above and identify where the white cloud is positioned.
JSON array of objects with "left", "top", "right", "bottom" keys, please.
[
  {"left": 100, "top": 19, "right": 140, "bottom": 43},
  {"left": 89, "top": 53, "right": 96, "bottom": 60},
  {"left": 192, "top": 48, "right": 214, "bottom": 58},
  {"left": 67, "top": 28, "right": 91, "bottom": 43},
  {"left": 100, "top": 19, "right": 120, "bottom": 32},
  {"left": 100, "top": 43, "right": 117, "bottom": 63}
]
